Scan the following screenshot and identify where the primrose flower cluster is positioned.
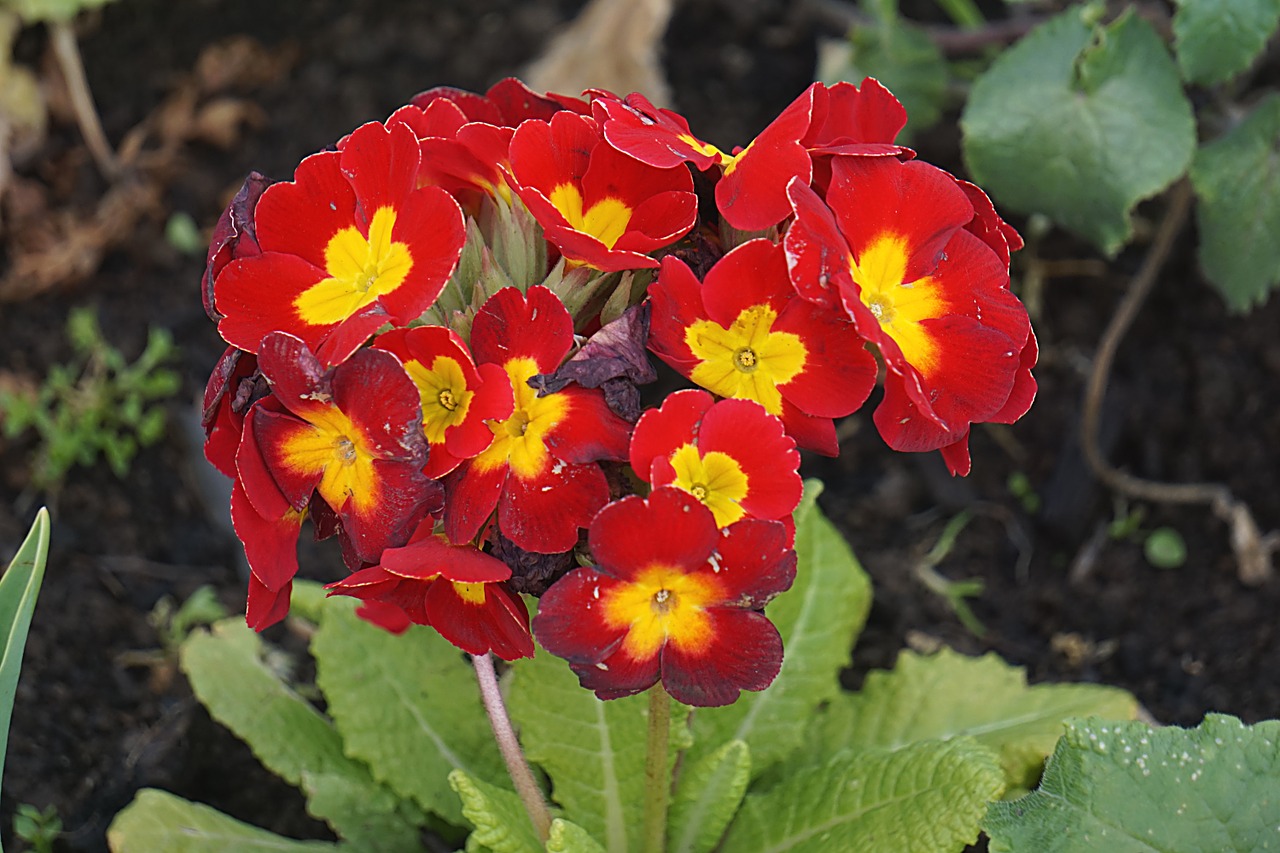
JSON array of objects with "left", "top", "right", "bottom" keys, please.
[{"left": 201, "top": 77, "right": 1034, "bottom": 707}]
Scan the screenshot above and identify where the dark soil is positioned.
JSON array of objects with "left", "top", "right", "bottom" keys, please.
[{"left": 0, "top": 1, "right": 1276, "bottom": 850}]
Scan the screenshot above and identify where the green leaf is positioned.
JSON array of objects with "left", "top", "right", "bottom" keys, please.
[
  {"left": 799, "top": 648, "right": 1137, "bottom": 788},
  {"left": 1173, "top": 0, "right": 1280, "bottom": 85},
  {"left": 668, "top": 740, "right": 751, "bottom": 853},
  {"left": 311, "top": 597, "right": 505, "bottom": 826},
  {"left": 0, "top": 506, "right": 50, "bottom": 831},
  {"left": 722, "top": 738, "right": 1005, "bottom": 853},
  {"left": 984, "top": 714, "right": 1280, "bottom": 852},
  {"left": 180, "top": 620, "right": 422, "bottom": 850},
  {"left": 8, "top": 0, "right": 120, "bottom": 24},
  {"left": 449, "top": 770, "right": 542, "bottom": 853},
  {"left": 689, "top": 481, "right": 872, "bottom": 776},
  {"left": 106, "top": 789, "right": 343, "bottom": 852},
  {"left": 546, "top": 819, "right": 608, "bottom": 853},
  {"left": 961, "top": 8, "right": 1195, "bottom": 255},
  {"left": 1190, "top": 93, "right": 1280, "bottom": 311},
  {"left": 506, "top": 650, "right": 690, "bottom": 853},
  {"left": 817, "top": 7, "right": 948, "bottom": 138}
]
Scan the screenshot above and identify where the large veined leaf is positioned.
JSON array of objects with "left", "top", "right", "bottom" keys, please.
[
  {"left": 688, "top": 482, "right": 872, "bottom": 776},
  {"left": 961, "top": 8, "right": 1195, "bottom": 255},
  {"left": 1172, "top": 0, "right": 1280, "bottom": 85},
  {"left": 722, "top": 738, "right": 1005, "bottom": 853},
  {"left": 800, "top": 648, "right": 1137, "bottom": 787},
  {"left": 449, "top": 770, "right": 542, "bottom": 853},
  {"left": 1190, "top": 93, "right": 1280, "bottom": 312},
  {"left": 985, "top": 714, "right": 1280, "bottom": 852},
  {"left": 0, "top": 506, "right": 50, "bottom": 850},
  {"left": 311, "top": 598, "right": 505, "bottom": 826},
  {"left": 667, "top": 740, "right": 751, "bottom": 853},
  {"left": 107, "top": 789, "right": 342, "bottom": 852},
  {"left": 505, "top": 648, "right": 691, "bottom": 853},
  {"left": 180, "top": 620, "right": 422, "bottom": 851}
]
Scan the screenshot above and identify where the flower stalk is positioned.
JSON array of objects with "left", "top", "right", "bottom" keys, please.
[
  {"left": 642, "top": 683, "right": 673, "bottom": 853},
  {"left": 471, "top": 652, "right": 552, "bottom": 842}
]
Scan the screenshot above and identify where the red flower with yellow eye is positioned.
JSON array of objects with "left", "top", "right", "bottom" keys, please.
[
  {"left": 533, "top": 487, "right": 795, "bottom": 706},
  {"left": 239, "top": 332, "right": 439, "bottom": 570},
  {"left": 443, "top": 286, "right": 632, "bottom": 554},
  {"left": 213, "top": 120, "right": 465, "bottom": 367},
  {"left": 507, "top": 111, "right": 697, "bottom": 271},
  {"left": 373, "top": 326, "right": 513, "bottom": 479},
  {"left": 785, "top": 156, "right": 1034, "bottom": 472},
  {"left": 326, "top": 521, "right": 534, "bottom": 660},
  {"left": 596, "top": 81, "right": 909, "bottom": 232},
  {"left": 647, "top": 238, "right": 877, "bottom": 455},
  {"left": 629, "top": 390, "right": 801, "bottom": 530}
]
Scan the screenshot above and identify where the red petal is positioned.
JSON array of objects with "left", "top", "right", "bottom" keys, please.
[
  {"left": 499, "top": 459, "right": 609, "bottom": 554},
  {"left": 700, "top": 239, "right": 793, "bottom": 327},
  {"left": 533, "top": 568, "right": 630, "bottom": 662},
  {"left": 470, "top": 286, "right": 574, "bottom": 373},
  {"left": 443, "top": 459, "right": 506, "bottom": 545},
  {"left": 588, "top": 489, "right": 719, "bottom": 581},
  {"left": 215, "top": 252, "right": 329, "bottom": 355},
  {"left": 339, "top": 121, "right": 420, "bottom": 217},
  {"left": 646, "top": 256, "right": 708, "bottom": 371},
  {"left": 711, "top": 518, "right": 796, "bottom": 604},
  {"left": 715, "top": 85, "right": 817, "bottom": 231},
  {"left": 660, "top": 609, "right": 782, "bottom": 706},
  {"left": 354, "top": 600, "right": 413, "bottom": 634},
  {"left": 939, "top": 433, "right": 972, "bottom": 477},
  {"left": 771, "top": 299, "right": 877, "bottom": 419},
  {"left": 246, "top": 574, "right": 292, "bottom": 631},
  {"left": 426, "top": 581, "right": 533, "bottom": 660},
  {"left": 628, "top": 389, "right": 715, "bottom": 483},
  {"left": 254, "top": 150, "right": 354, "bottom": 267},
  {"left": 697, "top": 399, "right": 802, "bottom": 520},
  {"left": 544, "top": 385, "right": 632, "bottom": 464},
  {"left": 380, "top": 534, "right": 511, "bottom": 583},
  {"left": 783, "top": 177, "right": 856, "bottom": 310},
  {"left": 230, "top": 476, "right": 302, "bottom": 593}
]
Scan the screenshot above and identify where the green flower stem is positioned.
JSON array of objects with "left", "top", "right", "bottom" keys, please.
[
  {"left": 642, "top": 683, "right": 672, "bottom": 853},
  {"left": 471, "top": 653, "right": 552, "bottom": 843}
]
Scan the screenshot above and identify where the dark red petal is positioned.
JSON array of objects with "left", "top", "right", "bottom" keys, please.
[
  {"left": 588, "top": 488, "right": 719, "bottom": 581},
  {"left": 776, "top": 397, "right": 839, "bottom": 457},
  {"left": 939, "top": 433, "right": 972, "bottom": 477},
  {"left": 204, "top": 171, "right": 270, "bottom": 322},
  {"left": 230, "top": 476, "right": 302, "bottom": 593},
  {"left": 254, "top": 150, "right": 354, "bottom": 267},
  {"left": 470, "top": 286, "right": 574, "bottom": 373},
  {"left": 783, "top": 177, "right": 855, "bottom": 310},
  {"left": 426, "top": 581, "right": 533, "bottom": 660},
  {"left": 544, "top": 385, "right": 633, "bottom": 464},
  {"left": 247, "top": 574, "right": 292, "bottom": 631},
  {"left": 509, "top": 112, "right": 598, "bottom": 199},
  {"left": 697, "top": 399, "right": 802, "bottom": 520},
  {"left": 445, "top": 361, "right": 514, "bottom": 462},
  {"left": 715, "top": 85, "right": 817, "bottom": 231},
  {"left": 354, "top": 600, "right": 413, "bottom": 634},
  {"left": 711, "top": 518, "right": 796, "bottom": 604},
  {"left": 499, "top": 458, "right": 609, "bottom": 554},
  {"left": 533, "top": 568, "right": 630, "bottom": 662},
  {"left": 660, "top": 609, "right": 782, "bottom": 707},
  {"left": 771, "top": 300, "right": 877, "bottom": 419},
  {"left": 215, "top": 252, "right": 328, "bottom": 355},
  {"left": 802, "top": 78, "right": 907, "bottom": 147},
  {"left": 236, "top": 401, "right": 303, "bottom": 516},
  {"left": 375, "top": 184, "right": 465, "bottom": 324},
  {"left": 700, "top": 239, "right": 793, "bottom": 327},
  {"left": 573, "top": 647, "right": 661, "bottom": 700},
  {"left": 380, "top": 534, "right": 511, "bottom": 583},
  {"left": 990, "top": 330, "right": 1038, "bottom": 425},
  {"left": 443, "top": 460, "right": 506, "bottom": 546},
  {"left": 646, "top": 256, "right": 707, "bottom": 370},
  {"left": 628, "top": 389, "right": 714, "bottom": 483}
]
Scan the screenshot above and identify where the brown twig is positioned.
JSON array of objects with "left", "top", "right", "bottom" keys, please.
[
  {"left": 802, "top": 0, "right": 1042, "bottom": 55},
  {"left": 1079, "top": 181, "right": 1277, "bottom": 585},
  {"left": 49, "top": 19, "right": 119, "bottom": 180}
]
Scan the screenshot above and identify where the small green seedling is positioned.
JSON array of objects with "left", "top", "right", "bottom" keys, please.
[
  {"left": 12, "top": 803, "right": 61, "bottom": 853},
  {"left": 0, "top": 307, "right": 180, "bottom": 494}
]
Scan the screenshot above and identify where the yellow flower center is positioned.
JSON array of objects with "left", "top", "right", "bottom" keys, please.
[
  {"left": 602, "top": 564, "right": 722, "bottom": 659},
  {"left": 294, "top": 206, "right": 414, "bottom": 325},
  {"left": 668, "top": 444, "right": 748, "bottom": 527},
  {"left": 851, "top": 233, "right": 944, "bottom": 375},
  {"left": 278, "top": 406, "right": 378, "bottom": 513},
  {"left": 686, "top": 303, "right": 805, "bottom": 415},
  {"left": 404, "top": 355, "right": 474, "bottom": 444},
  {"left": 471, "top": 357, "right": 568, "bottom": 478},
  {"left": 548, "top": 183, "right": 633, "bottom": 250}
]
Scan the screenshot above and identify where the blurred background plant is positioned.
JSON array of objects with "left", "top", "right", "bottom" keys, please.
[{"left": 0, "top": 306, "right": 179, "bottom": 499}]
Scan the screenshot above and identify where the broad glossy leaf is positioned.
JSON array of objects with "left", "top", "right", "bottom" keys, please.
[
  {"left": 1190, "top": 94, "right": 1280, "bottom": 312},
  {"left": 180, "top": 620, "right": 421, "bottom": 850},
  {"left": 800, "top": 648, "right": 1136, "bottom": 787},
  {"left": 1173, "top": 0, "right": 1280, "bottom": 85},
  {"left": 106, "top": 789, "right": 341, "bottom": 852},
  {"left": 722, "top": 738, "right": 1004, "bottom": 853},
  {"left": 506, "top": 649, "right": 690, "bottom": 853},
  {"left": 689, "top": 481, "right": 872, "bottom": 776},
  {"left": 668, "top": 740, "right": 751, "bottom": 853},
  {"left": 961, "top": 8, "right": 1195, "bottom": 255},
  {"left": 985, "top": 714, "right": 1280, "bottom": 852},
  {"left": 449, "top": 770, "right": 542, "bottom": 853},
  {"left": 311, "top": 598, "right": 505, "bottom": 826}
]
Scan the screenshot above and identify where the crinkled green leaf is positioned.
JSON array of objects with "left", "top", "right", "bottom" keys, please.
[
  {"left": 722, "top": 738, "right": 1005, "bottom": 853},
  {"left": 668, "top": 740, "right": 751, "bottom": 853},
  {"left": 546, "top": 818, "right": 607, "bottom": 853},
  {"left": 689, "top": 481, "right": 872, "bottom": 776},
  {"left": 506, "top": 650, "right": 690, "bottom": 853},
  {"left": 180, "top": 620, "right": 421, "bottom": 850},
  {"left": 800, "top": 648, "right": 1136, "bottom": 787},
  {"left": 311, "top": 598, "right": 505, "bottom": 826},
  {"left": 106, "top": 789, "right": 342, "bottom": 852},
  {"left": 961, "top": 8, "right": 1195, "bottom": 255},
  {"left": 1173, "top": 0, "right": 1280, "bottom": 85},
  {"left": 984, "top": 714, "right": 1280, "bottom": 852},
  {"left": 449, "top": 770, "right": 542, "bottom": 853},
  {"left": 1190, "top": 93, "right": 1280, "bottom": 312},
  {"left": 0, "top": 507, "right": 49, "bottom": 806}
]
